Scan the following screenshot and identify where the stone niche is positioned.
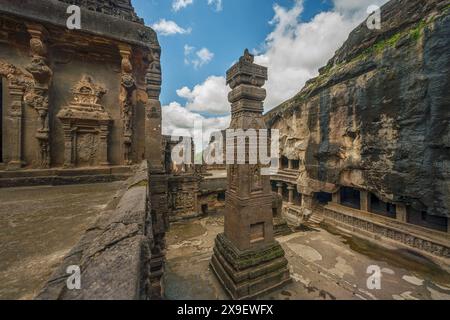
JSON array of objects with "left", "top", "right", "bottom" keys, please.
[{"left": 57, "top": 76, "right": 112, "bottom": 167}]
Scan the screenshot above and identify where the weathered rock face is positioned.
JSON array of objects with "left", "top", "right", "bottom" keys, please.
[{"left": 265, "top": 0, "right": 450, "bottom": 218}]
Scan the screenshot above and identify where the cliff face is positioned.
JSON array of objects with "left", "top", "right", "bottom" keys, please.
[{"left": 265, "top": 0, "right": 450, "bottom": 217}]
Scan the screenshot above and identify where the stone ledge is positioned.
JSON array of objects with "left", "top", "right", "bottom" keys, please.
[
  {"left": 35, "top": 161, "right": 164, "bottom": 300},
  {"left": 0, "top": 166, "right": 134, "bottom": 188}
]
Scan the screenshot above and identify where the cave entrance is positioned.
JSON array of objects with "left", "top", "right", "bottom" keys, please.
[
  {"left": 407, "top": 207, "right": 448, "bottom": 232},
  {"left": 340, "top": 187, "right": 361, "bottom": 210},
  {"left": 370, "top": 194, "right": 396, "bottom": 219},
  {"left": 314, "top": 192, "right": 332, "bottom": 205}
]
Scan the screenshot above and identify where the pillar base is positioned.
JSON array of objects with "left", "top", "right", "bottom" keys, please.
[
  {"left": 273, "top": 216, "right": 291, "bottom": 237},
  {"left": 210, "top": 233, "right": 291, "bottom": 300},
  {"left": 7, "top": 161, "right": 24, "bottom": 171}
]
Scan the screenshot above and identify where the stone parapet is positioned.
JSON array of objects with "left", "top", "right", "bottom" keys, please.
[
  {"left": 322, "top": 203, "right": 450, "bottom": 262},
  {"left": 36, "top": 161, "right": 167, "bottom": 300}
]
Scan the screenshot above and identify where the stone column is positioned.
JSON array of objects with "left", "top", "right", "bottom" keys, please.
[
  {"left": 98, "top": 124, "right": 110, "bottom": 166},
  {"left": 288, "top": 185, "right": 295, "bottom": 204},
  {"left": 145, "top": 46, "right": 164, "bottom": 171},
  {"left": 62, "top": 125, "right": 73, "bottom": 168},
  {"left": 360, "top": 190, "right": 371, "bottom": 212},
  {"left": 396, "top": 204, "right": 408, "bottom": 223},
  {"left": 303, "top": 194, "right": 313, "bottom": 208},
  {"left": 210, "top": 49, "right": 290, "bottom": 300},
  {"left": 277, "top": 182, "right": 283, "bottom": 196},
  {"left": 288, "top": 159, "right": 293, "bottom": 170},
  {"left": 332, "top": 190, "right": 341, "bottom": 204},
  {"left": 118, "top": 44, "right": 136, "bottom": 165},
  {"left": 6, "top": 85, "right": 24, "bottom": 170},
  {"left": 25, "top": 23, "right": 53, "bottom": 169}
]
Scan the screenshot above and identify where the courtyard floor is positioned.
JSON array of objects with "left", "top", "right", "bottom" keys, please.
[
  {"left": 0, "top": 182, "right": 124, "bottom": 300},
  {"left": 164, "top": 214, "right": 450, "bottom": 300}
]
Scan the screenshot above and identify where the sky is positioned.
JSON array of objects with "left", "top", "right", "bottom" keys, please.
[{"left": 132, "top": 0, "right": 388, "bottom": 147}]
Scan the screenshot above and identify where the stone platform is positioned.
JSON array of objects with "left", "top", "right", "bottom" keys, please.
[{"left": 210, "top": 233, "right": 291, "bottom": 300}]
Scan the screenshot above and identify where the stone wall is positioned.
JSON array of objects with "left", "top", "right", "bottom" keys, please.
[
  {"left": 36, "top": 161, "right": 168, "bottom": 300},
  {"left": 0, "top": 0, "right": 162, "bottom": 170}
]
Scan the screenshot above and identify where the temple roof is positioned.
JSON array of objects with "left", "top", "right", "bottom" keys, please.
[
  {"left": 0, "top": 0, "right": 158, "bottom": 48},
  {"left": 57, "top": 0, "right": 144, "bottom": 24}
]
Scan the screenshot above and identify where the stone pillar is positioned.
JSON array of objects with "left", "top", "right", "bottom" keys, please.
[
  {"left": 118, "top": 44, "right": 136, "bottom": 165},
  {"left": 332, "top": 190, "right": 341, "bottom": 204},
  {"left": 277, "top": 182, "right": 283, "bottom": 196},
  {"left": 360, "top": 190, "right": 371, "bottom": 212},
  {"left": 6, "top": 85, "right": 24, "bottom": 170},
  {"left": 210, "top": 50, "right": 290, "bottom": 300},
  {"left": 288, "top": 185, "right": 295, "bottom": 204},
  {"left": 396, "top": 204, "right": 408, "bottom": 223},
  {"left": 98, "top": 124, "right": 110, "bottom": 166},
  {"left": 145, "top": 46, "right": 164, "bottom": 171},
  {"left": 25, "top": 23, "right": 53, "bottom": 169},
  {"left": 62, "top": 125, "right": 73, "bottom": 168},
  {"left": 288, "top": 159, "right": 293, "bottom": 170}
]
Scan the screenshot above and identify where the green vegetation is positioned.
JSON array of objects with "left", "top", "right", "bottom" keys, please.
[{"left": 409, "top": 19, "right": 427, "bottom": 42}]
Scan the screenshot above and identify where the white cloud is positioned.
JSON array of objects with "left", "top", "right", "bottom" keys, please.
[
  {"left": 172, "top": 0, "right": 224, "bottom": 12},
  {"left": 254, "top": 0, "right": 388, "bottom": 111},
  {"left": 162, "top": 0, "right": 390, "bottom": 141},
  {"left": 207, "top": 0, "right": 223, "bottom": 12},
  {"left": 151, "top": 19, "right": 191, "bottom": 36},
  {"left": 162, "top": 102, "right": 230, "bottom": 149},
  {"left": 184, "top": 46, "right": 215, "bottom": 68},
  {"left": 172, "top": 0, "right": 194, "bottom": 12},
  {"left": 177, "top": 76, "right": 229, "bottom": 115}
]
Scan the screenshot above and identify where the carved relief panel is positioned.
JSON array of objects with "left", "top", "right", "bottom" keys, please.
[{"left": 57, "top": 76, "right": 112, "bottom": 167}]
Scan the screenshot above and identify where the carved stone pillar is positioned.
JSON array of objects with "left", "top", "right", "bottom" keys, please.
[
  {"left": 210, "top": 50, "right": 290, "bottom": 300},
  {"left": 360, "top": 190, "right": 371, "bottom": 212},
  {"left": 25, "top": 23, "right": 53, "bottom": 169},
  {"left": 288, "top": 185, "right": 295, "bottom": 204},
  {"left": 288, "top": 159, "right": 293, "bottom": 170},
  {"left": 99, "top": 124, "right": 110, "bottom": 166},
  {"left": 277, "top": 182, "right": 283, "bottom": 196},
  {"left": 396, "top": 204, "right": 408, "bottom": 223},
  {"left": 145, "top": 46, "right": 164, "bottom": 172},
  {"left": 6, "top": 86, "right": 25, "bottom": 170},
  {"left": 62, "top": 124, "right": 73, "bottom": 168},
  {"left": 119, "top": 44, "right": 136, "bottom": 165},
  {"left": 332, "top": 190, "right": 341, "bottom": 204},
  {"left": 277, "top": 183, "right": 284, "bottom": 196}
]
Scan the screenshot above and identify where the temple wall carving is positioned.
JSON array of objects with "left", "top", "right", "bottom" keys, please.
[{"left": 0, "top": 11, "right": 161, "bottom": 170}]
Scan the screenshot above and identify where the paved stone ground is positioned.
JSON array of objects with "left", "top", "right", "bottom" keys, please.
[
  {"left": 164, "top": 215, "right": 450, "bottom": 300},
  {"left": 0, "top": 182, "right": 123, "bottom": 300}
]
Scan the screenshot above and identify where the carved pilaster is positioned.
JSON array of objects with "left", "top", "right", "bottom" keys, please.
[
  {"left": 145, "top": 45, "right": 163, "bottom": 172},
  {"left": 0, "top": 60, "right": 34, "bottom": 170},
  {"left": 119, "top": 44, "right": 136, "bottom": 165},
  {"left": 25, "top": 23, "right": 53, "bottom": 169},
  {"left": 7, "top": 86, "right": 25, "bottom": 169}
]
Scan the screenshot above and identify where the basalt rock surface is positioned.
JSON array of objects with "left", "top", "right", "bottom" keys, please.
[{"left": 265, "top": 0, "right": 450, "bottom": 218}]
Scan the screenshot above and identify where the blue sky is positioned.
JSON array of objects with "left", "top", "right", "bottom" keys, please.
[
  {"left": 131, "top": 0, "right": 388, "bottom": 143},
  {"left": 133, "top": 0, "right": 332, "bottom": 106}
]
